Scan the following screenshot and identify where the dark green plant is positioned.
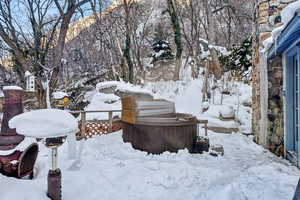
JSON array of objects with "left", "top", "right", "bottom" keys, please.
[{"left": 219, "top": 37, "right": 252, "bottom": 76}]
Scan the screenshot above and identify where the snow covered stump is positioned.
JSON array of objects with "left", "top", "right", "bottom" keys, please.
[{"left": 9, "top": 109, "right": 79, "bottom": 200}]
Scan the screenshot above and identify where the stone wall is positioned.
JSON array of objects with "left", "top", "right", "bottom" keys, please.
[
  {"left": 267, "top": 56, "right": 284, "bottom": 156},
  {"left": 252, "top": 0, "right": 295, "bottom": 148}
]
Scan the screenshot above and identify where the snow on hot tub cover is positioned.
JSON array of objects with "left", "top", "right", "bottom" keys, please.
[{"left": 9, "top": 109, "right": 79, "bottom": 138}]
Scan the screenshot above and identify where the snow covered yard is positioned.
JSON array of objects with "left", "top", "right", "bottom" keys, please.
[
  {"left": 0, "top": 131, "right": 299, "bottom": 200},
  {"left": 0, "top": 79, "right": 299, "bottom": 200}
]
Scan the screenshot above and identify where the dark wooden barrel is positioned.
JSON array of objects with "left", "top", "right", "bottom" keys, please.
[{"left": 122, "top": 113, "right": 197, "bottom": 154}]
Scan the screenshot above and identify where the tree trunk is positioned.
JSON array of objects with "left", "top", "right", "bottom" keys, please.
[
  {"left": 167, "top": 0, "right": 182, "bottom": 81},
  {"left": 36, "top": 86, "right": 47, "bottom": 109}
]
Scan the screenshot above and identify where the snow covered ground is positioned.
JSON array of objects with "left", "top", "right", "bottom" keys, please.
[{"left": 0, "top": 79, "right": 300, "bottom": 200}]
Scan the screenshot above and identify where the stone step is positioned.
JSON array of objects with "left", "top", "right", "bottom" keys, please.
[{"left": 207, "top": 126, "right": 239, "bottom": 134}]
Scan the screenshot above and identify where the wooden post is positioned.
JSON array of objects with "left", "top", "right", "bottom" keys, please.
[
  {"left": 109, "top": 111, "right": 113, "bottom": 132},
  {"left": 81, "top": 112, "right": 86, "bottom": 139},
  {"left": 204, "top": 122, "right": 208, "bottom": 137}
]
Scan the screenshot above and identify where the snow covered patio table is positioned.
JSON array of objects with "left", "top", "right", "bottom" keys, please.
[{"left": 9, "top": 109, "right": 79, "bottom": 200}]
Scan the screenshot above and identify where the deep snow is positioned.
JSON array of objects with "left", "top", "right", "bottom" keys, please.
[{"left": 0, "top": 79, "right": 299, "bottom": 200}]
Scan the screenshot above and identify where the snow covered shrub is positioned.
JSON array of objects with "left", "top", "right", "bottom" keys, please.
[
  {"left": 151, "top": 26, "right": 174, "bottom": 63},
  {"left": 219, "top": 37, "right": 252, "bottom": 77}
]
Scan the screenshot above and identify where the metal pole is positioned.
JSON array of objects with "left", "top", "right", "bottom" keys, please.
[
  {"left": 52, "top": 147, "right": 58, "bottom": 170},
  {"left": 109, "top": 111, "right": 113, "bottom": 132},
  {"left": 81, "top": 112, "right": 86, "bottom": 139}
]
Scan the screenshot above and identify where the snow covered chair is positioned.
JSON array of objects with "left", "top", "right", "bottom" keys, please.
[{"left": 0, "top": 143, "right": 38, "bottom": 179}]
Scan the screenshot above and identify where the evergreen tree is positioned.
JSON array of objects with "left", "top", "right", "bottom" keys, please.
[
  {"left": 219, "top": 37, "right": 252, "bottom": 75},
  {"left": 151, "top": 26, "right": 174, "bottom": 63}
]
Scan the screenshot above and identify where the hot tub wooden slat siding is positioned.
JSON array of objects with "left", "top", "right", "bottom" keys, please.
[
  {"left": 122, "top": 113, "right": 198, "bottom": 154},
  {"left": 122, "top": 122, "right": 197, "bottom": 154}
]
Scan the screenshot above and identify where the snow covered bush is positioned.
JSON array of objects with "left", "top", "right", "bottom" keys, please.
[{"left": 219, "top": 37, "right": 252, "bottom": 77}]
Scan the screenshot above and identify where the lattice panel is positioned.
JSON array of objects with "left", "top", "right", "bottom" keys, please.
[{"left": 76, "top": 122, "right": 122, "bottom": 139}]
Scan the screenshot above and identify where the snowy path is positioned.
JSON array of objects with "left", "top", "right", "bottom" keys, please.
[{"left": 1, "top": 130, "right": 299, "bottom": 200}]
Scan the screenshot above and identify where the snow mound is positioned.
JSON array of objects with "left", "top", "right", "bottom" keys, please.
[
  {"left": 219, "top": 106, "right": 235, "bottom": 119},
  {"left": 9, "top": 109, "right": 79, "bottom": 138},
  {"left": 3, "top": 86, "right": 23, "bottom": 91}
]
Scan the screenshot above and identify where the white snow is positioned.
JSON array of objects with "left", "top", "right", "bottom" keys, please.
[
  {"left": 281, "top": 1, "right": 300, "bottom": 25},
  {"left": 0, "top": 131, "right": 298, "bottom": 200},
  {"left": 24, "top": 71, "right": 32, "bottom": 78},
  {"left": 0, "top": 79, "right": 299, "bottom": 200},
  {"left": 262, "top": 0, "right": 300, "bottom": 53},
  {"left": 53, "top": 91, "right": 68, "bottom": 100},
  {"left": 0, "top": 90, "right": 3, "bottom": 97},
  {"left": 9, "top": 109, "right": 79, "bottom": 138},
  {"left": 3, "top": 86, "right": 23, "bottom": 91},
  {"left": 219, "top": 105, "right": 235, "bottom": 119}
]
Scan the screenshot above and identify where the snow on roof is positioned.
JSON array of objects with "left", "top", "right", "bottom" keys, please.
[
  {"left": 3, "top": 86, "right": 23, "bottom": 91},
  {"left": 281, "top": 1, "right": 300, "bottom": 25},
  {"left": 24, "top": 71, "right": 32, "bottom": 78},
  {"left": 53, "top": 91, "right": 69, "bottom": 99},
  {"left": 262, "top": 1, "right": 300, "bottom": 53},
  {"left": 9, "top": 109, "right": 79, "bottom": 138},
  {"left": 96, "top": 81, "right": 152, "bottom": 95}
]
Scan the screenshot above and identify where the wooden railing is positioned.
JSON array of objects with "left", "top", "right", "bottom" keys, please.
[
  {"left": 197, "top": 120, "right": 208, "bottom": 136},
  {"left": 70, "top": 110, "right": 122, "bottom": 139}
]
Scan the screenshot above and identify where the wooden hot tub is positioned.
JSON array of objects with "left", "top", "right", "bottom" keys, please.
[{"left": 122, "top": 113, "right": 198, "bottom": 154}]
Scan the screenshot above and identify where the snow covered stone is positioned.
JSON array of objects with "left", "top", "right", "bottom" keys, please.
[
  {"left": 201, "top": 102, "right": 210, "bottom": 112},
  {"left": 210, "top": 144, "right": 224, "bottom": 156},
  {"left": 241, "top": 94, "right": 252, "bottom": 107},
  {"left": 9, "top": 109, "right": 79, "bottom": 138},
  {"left": 219, "top": 106, "right": 235, "bottom": 119}
]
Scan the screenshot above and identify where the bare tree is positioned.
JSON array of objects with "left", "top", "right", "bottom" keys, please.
[{"left": 0, "top": 0, "right": 90, "bottom": 108}]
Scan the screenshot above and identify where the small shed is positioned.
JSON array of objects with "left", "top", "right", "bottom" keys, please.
[{"left": 52, "top": 91, "right": 70, "bottom": 109}]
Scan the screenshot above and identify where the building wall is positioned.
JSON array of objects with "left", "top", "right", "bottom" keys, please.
[
  {"left": 267, "top": 56, "right": 284, "bottom": 156},
  {"left": 252, "top": 0, "right": 295, "bottom": 151}
]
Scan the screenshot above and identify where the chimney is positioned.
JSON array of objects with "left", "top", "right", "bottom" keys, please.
[{"left": 0, "top": 86, "right": 25, "bottom": 150}]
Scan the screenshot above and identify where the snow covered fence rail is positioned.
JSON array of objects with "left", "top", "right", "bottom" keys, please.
[{"left": 69, "top": 110, "right": 122, "bottom": 139}]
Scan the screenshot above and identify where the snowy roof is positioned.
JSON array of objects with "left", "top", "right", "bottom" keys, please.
[
  {"left": 53, "top": 91, "right": 69, "bottom": 99},
  {"left": 24, "top": 71, "right": 32, "bottom": 78},
  {"left": 264, "top": 1, "right": 300, "bottom": 56},
  {"left": 3, "top": 86, "right": 23, "bottom": 91},
  {"left": 9, "top": 109, "right": 79, "bottom": 138}
]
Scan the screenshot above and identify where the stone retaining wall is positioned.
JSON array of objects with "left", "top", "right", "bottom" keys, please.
[{"left": 252, "top": 0, "right": 295, "bottom": 151}]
